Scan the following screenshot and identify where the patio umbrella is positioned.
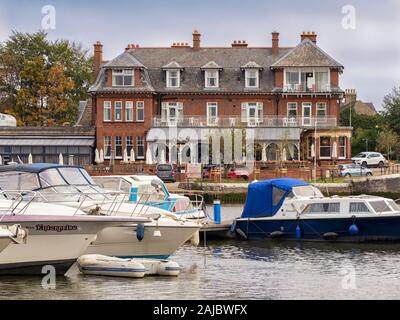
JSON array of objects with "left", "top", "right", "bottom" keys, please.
[
  {"left": 99, "top": 149, "right": 104, "bottom": 164},
  {"left": 282, "top": 147, "right": 287, "bottom": 161},
  {"left": 146, "top": 146, "right": 153, "bottom": 165},
  {"left": 0, "top": 155, "right": 2, "bottom": 165},
  {"left": 123, "top": 148, "right": 129, "bottom": 163},
  {"left": 59, "top": 153, "right": 64, "bottom": 165},
  {"left": 28, "top": 153, "right": 33, "bottom": 164},
  {"left": 160, "top": 148, "right": 166, "bottom": 164},
  {"left": 311, "top": 143, "right": 315, "bottom": 158},
  {"left": 94, "top": 149, "right": 100, "bottom": 164},
  {"left": 262, "top": 144, "right": 267, "bottom": 162},
  {"left": 130, "top": 148, "right": 135, "bottom": 163},
  {"left": 332, "top": 141, "right": 338, "bottom": 159}
]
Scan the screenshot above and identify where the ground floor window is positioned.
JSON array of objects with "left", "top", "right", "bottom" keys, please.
[
  {"left": 320, "top": 136, "right": 331, "bottom": 158},
  {"left": 266, "top": 143, "right": 279, "bottom": 161},
  {"left": 104, "top": 136, "right": 112, "bottom": 158},
  {"left": 136, "top": 137, "right": 145, "bottom": 159},
  {"left": 339, "top": 136, "right": 346, "bottom": 159},
  {"left": 126, "top": 136, "right": 133, "bottom": 156},
  {"left": 115, "top": 136, "right": 122, "bottom": 158}
]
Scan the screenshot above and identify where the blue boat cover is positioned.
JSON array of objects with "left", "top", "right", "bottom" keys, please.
[{"left": 241, "top": 178, "right": 309, "bottom": 218}]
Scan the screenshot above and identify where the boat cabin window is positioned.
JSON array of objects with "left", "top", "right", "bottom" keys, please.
[
  {"left": 369, "top": 200, "right": 393, "bottom": 213},
  {"left": 387, "top": 199, "right": 400, "bottom": 211},
  {"left": 303, "top": 202, "right": 340, "bottom": 214},
  {"left": 349, "top": 202, "right": 370, "bottom": 213},
  {"left": 93, "top": 177, "right": 121, "bottom": 191},
  {"left": 58, "top": 168, "right": 92, "bottom": 185},
  {"left": 292, "top": 186, "right": 323, "bottom": 197},
  {"left": 0, "top": 171, "right": 40, "bottom": 191},
  {"left": 39, "top": 169, "right": 67, "bottom": 188},
  {"left": 272, "top": 187, "right": 286, "bottom": 206}
]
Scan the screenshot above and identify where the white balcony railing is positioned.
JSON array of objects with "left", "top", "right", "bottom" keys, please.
[
  {"left": 152, "top": 116, "right": 337, "bottom": 128},
  {"left": 283, "top": 83, "right": 331, "bottom": 93}
]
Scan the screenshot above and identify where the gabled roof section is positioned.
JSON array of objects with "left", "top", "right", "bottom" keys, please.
[
  {"left": 271, "top": 38, "right": 343, "bottom": 70},
  {"left": 103, "top": 51, "right": 145, "bottom": 69},
  {"left": 201, "top": 61, "right": 222, "bottom": 70},
  {"left": 162, "top": 61, "right": 183, "bottom": 69},
  {"left": 241, "top": 61, "right": 263, "bottom": 69}
]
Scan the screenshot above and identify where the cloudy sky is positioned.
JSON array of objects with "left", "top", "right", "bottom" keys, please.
[{"left": 0, "top": 0, "right": 399, "bottom": 109}]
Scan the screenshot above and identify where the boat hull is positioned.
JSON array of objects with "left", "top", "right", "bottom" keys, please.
[
  {"left": 84, "top": 224, "right": 200, "bottom": 258},
  {"left": 235, "top": 215, "right": 400, "bottom": 242}
]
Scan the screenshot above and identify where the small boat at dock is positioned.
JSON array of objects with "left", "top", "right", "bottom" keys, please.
[
  {"left": 235, "top": 178, "right": 400, "bottom": 242},
  {"left": 77, "top": 254, "right": 181, "bottom": 278}
]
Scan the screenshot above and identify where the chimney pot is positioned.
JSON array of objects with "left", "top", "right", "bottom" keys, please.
[
  {"left": 192, "top": 30, "right": 201, "bottom": 50},
  {"left": 301, "top": 31, "right": 317, "bottom": 43}
]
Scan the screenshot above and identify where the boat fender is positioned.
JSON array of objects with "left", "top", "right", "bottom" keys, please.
[
  {"left": 322, "top": 232, "right": 339, "bottom": 240},
  {"left": 236, "top": 228, "right": 248, "bottom": 240},
  {"left": 270, "top": 231, "right": 285, "bottom": 239},
  {"left": 157, "top": 260, "right": 181, "bottom": 276},
  {"left": 136, "top": 224, "right": 145, "bottom": 242},
  {"left": 230, "top": 221, "right": 237, "bottom": 233},
  {"left": 295, "top": 225, "right": 302, "bottom": 239},
  {"left": 349, "top": 223, "right": 359, "bottom": 235},
  {"left": 190, "top": 230, "right": 200, "bottom": 246}
]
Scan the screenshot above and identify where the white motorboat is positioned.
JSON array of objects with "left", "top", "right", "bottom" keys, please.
[
  {"left": 93, "top": 174, "right": 208, "bottom": 219},
  {"left": 0, "top": 164, "right": 201, "bottom": 259},
  {"left": 0, "top": 199, "right": 152, "bottom": 275},
  {"left": 77, "top": 254, "right": 181, "bottom": 278},
  {"left": 0, "top": 224, "right": 27, "bottom": 253}
]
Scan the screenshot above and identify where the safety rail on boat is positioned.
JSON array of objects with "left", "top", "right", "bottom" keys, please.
[
  {"left": 0, "top": 190, "right": 38, "bottom": 216},
  {"left": 1, "top": 189, "right": 189, "bottom": 221}
]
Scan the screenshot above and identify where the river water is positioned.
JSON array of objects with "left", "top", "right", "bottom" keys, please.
[{"left": 2, "top": 206, "right": 400, "bottom": 300}]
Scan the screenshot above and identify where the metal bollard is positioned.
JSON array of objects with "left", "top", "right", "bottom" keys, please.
[{"left": 213, "top": 200, "right": 221, "bottom": 224}]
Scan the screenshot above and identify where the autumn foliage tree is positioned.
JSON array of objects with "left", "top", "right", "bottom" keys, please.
[{"left": 0, "top": 31, "right": 92, "bottom": 126}]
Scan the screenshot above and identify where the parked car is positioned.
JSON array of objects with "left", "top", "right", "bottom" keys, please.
[
  {"left": 156, "top": 164, "right": 176, "bottom": 183},
  {"left": 351, "top": 152, "right": 387, "bottom": 168},
  {"left": 227, "top": 167, "right": 250, "bottom": 180},
  {"left": 338, "top": 164, "right": 373, "bottom": 177}
]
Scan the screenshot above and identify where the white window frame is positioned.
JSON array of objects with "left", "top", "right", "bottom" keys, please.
[
  {"left": 241, "top": 102, "right": 263, "bottom": 125},
  {"left": 126, "top": 136, "right": 134, "bottom": 157},
  {"left": 136, "top": 101, "right": 144, "bottom": 122},
  {"left": 207, "top": 102, "right": 218, "bottom": 126},
  {"left": 115, "top": 136, "right": 123, "bottom": 159},
  {"left": 104, "top": 136, "right": 112, "bottom": 159},
  {"left": 205, "top": 70, "right": 219, "bottom": 88},
  {"left": 161, "top": 102, "right": 183, "bottom": 125},
  {"left": 245, "top": 69, "right": 259, "bottom": 88},
  {"left": 125, "top": 101, "right": 134, "bottom": 122},
  {"left": 166, "top": 70, "right": 180, "bottom": 88},
  {"left": 316, "top": 102, "right": 327, "bottom": 122},
  {"left": 103, "top": 101, "right": 112, "bottom": 122},
  {"left": 114, "top": 101, "right": 122, "bottom": 122},
  {"left": 112, "top": 69, "right": 134, "bottom": 87},
  {"left": 284, "top": 68, "right": 330, "bottom": 92},
  {"left": 339, "top": 136, "right": 346, "bottom": 159},
  {"left": 302, "top": 102, "right": 312, "bottom": 126},
  {"left": 136, "top": 136, "right": 145, "bottom": 159},
  {"left": 319, "top": 136, "right": 331, "bottom": 160},
  {"left": 287, "top": 102, "right": 298, "bottom": 119}
]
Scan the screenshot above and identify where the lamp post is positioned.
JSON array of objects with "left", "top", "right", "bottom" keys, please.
[{"left": 314, "top": 117, "right": 317, "bottom": 183}]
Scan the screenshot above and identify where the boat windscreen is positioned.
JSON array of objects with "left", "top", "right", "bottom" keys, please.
[
  {"left": 292, "top": 185, "right": 323, "bottom": 197},
  {"left": 39, "top": 169, "right": 68, "bottom": 188},
  {"left": 0, "top": 171, "right": 40, "bottom": 191},
  {"left": 58, "top": 167, "right": 92, "bottom": 185}
]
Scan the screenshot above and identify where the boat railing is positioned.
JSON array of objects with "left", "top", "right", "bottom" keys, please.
[{"left": 0, "top": 190, "right": 38, "bottom": 216}]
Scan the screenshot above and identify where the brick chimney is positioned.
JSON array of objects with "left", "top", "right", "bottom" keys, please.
[
  {"left": 93, "top": 41, "right": 103, "bottom": 80},
  {"left": 301, "top": 31, "right": 317, "bottom": 43},
  {"left": 193, "top": 30, "right": 201, "bottom": 50},
  {"left": 231, "top": 40, "right": 248, "bottom": 48},
  {"left": 271, "top": 32, "right": 279, "bottom": 54},
  {"left": 345, "top": 89, "right": 357, "bottom": 104}
]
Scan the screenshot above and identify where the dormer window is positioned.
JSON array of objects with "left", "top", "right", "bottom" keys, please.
[
  {"left": 205, "top": 70, "right": 219, "bottom": 88},
  {"left": 245, "top": 69, "right": 259, "bottom": 88},
  {"left": 166, "top": 70, "right": 180, "bottom": 88},
  {"left": 112, "top": 69, "right": 134, "bottom": 86}
]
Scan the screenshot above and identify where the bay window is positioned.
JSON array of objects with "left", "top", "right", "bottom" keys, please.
[
  {"left": 112, "top": 69, "right": 134, "bottom": 86},
  {"left": 320, "top": 136, "right": 331, "bottom": 159},
  {"left": 166, "top": 70, "right": 180, "bottom": 88},
  {"left": 245, "top": 69, "right": 259, "bottom": 88}
]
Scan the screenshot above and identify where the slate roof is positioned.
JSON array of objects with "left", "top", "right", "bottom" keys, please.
[
  {"left": 271, "top": 38, "right": 343, "bottom": 69},
  {"left": 90, "top": 40, "right": 344, "bottom": 94}
]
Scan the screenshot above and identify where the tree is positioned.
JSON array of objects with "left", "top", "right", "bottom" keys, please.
[
  {"left": 382, "top": 87, "right": 400, "bottom": 135},
  {"left": 376, "top": 124, "right": 400, "bottom": 160},
  {"left": 0, "top": 31, "right": 92, "bottom": 125}
]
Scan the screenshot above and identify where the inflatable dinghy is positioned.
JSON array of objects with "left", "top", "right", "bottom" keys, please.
[{"left": 77, "top": 255, "right": 181, "bottom": 278}]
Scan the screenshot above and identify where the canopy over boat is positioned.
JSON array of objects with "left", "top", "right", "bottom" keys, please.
[{"left": 241, "top": 178, "right": 309, "bottom": 218}]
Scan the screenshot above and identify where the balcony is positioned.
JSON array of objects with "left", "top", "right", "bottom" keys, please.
[
  {"left": 283, "top": 83, "right": 331, "bottom": 93},
  {"left": 152, "top": 116, "right": 337, "bottom": 128}
]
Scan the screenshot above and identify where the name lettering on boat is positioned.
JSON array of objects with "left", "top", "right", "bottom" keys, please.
[{"left": 35, "top": 224, "right": 78, "bottom": 232}]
